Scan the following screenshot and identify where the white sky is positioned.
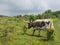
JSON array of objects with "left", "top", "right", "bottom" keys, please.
[{"left": 0, "top": 0, "right": 60, "bottom": 16}]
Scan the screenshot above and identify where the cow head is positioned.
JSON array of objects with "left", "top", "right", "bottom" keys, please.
[{"left": 28, "top": 22, "right": 32, "bottom": 29}]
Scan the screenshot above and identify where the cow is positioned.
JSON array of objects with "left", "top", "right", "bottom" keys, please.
[{"left": 28, "top": 19, "right": 55, "bottom": 40}]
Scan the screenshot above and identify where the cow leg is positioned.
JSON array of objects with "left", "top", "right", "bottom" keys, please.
[
  {"left": 47, "top": 30, "right": 54, "bottom": 40},
  {"left": 33, "top": 29, "right": 35, "bottom": 36},
  {"left": 38, "top": 30, "right": 40, "bottom": 36},
  {"left": 50, "top": 29, "right": 54, "bottom": 40}
]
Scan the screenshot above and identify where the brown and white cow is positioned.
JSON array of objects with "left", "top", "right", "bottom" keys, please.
[{"left": 28, "top": 19, "right": 54, "bottom": 36}]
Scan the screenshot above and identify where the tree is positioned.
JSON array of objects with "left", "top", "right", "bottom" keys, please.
[
  {"left": 43, "top": 10, "right": 53, "bottom": 18},
  {"left": 36, "top": 14, "right": 43, "bottom": 19},
  {"left": 29, "top": 14, "right": 36, "bottom": 22}
]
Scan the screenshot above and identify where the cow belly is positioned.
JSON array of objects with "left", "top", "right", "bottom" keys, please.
[
  {"left": 40, "top": 26, "right": 46, "bottom": 29},
  {"left": 34, "top": 26, "right": 46, "bottom": 30}
]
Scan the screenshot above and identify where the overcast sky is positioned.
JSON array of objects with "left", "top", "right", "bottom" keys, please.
[{"left": 0, "top": 0, "right": 60, "bottom": 16}]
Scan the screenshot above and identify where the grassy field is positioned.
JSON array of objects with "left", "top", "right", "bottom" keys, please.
[{"left": 0, "top": 17, "right": 60, "bottom": 45}]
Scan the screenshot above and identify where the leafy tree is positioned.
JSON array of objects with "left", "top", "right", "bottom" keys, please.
[
  {"left": 36, "top": 14, "right": 43, "bottom": 19},
  {"left": 29, "top": 14, "right": 36, "bottom": 22}
]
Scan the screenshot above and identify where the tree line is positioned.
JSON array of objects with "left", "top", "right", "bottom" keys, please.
[
  {"left": 0, "top": 10, "right": 60, "bottom": 22},
  {"left": 14, "top": 10, "right": 60, "bottom": 21}
]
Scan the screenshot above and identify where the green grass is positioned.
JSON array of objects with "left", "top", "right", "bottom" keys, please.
[{"left": 0, "top": 18, "right": 60, "bottom": 45}]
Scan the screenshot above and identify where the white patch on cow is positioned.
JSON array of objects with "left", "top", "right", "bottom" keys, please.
[
  {"left": 34, "top": 19, "right": 51, "bottom": 22},
  {"left": 34, "top": 19, "right": 54, "bottom": 30}
]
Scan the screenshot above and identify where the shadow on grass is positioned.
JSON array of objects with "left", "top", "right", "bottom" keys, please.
[
  {"left": 39, "top": 38, "right": 49, "bottom": 41},
  {"left": 25, "top": 33, "right": 50, "bottom": 41},
  {"left": 25, "top": 33, "right": 43, "bottom": 37},
  {"left": 21, "top": 33, "right": 54, "bottom": 41},
  {"left": 39, "top": 38, "right": 55, "bottom": 41}
]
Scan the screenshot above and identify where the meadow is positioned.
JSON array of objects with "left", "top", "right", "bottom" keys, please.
[{"left": 0, "top": 16, "right": 60, "bottom": 45}]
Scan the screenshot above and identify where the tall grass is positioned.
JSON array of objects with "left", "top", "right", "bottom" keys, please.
[{"left": 0, "top": 17, "right": 60, "bottom": 45}]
